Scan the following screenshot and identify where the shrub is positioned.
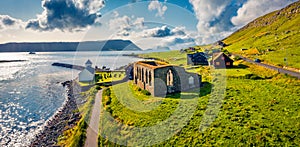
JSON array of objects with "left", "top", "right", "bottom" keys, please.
[
  {"left": 103, "top": 88, "right": 111, "bottom": 96},
  {"left": 105, "top": 97, "right": 112, "bottom": 105},
  {"left": 233, "top": 56, "right": 242, "bottom": 61},
  {"left": 244, "top": 74, "right": 262, "bottom": 80},
  {"left": 141, "top": 89, "right": 151, "bottom": 96},
  {"left": 96, "top": 85, "right": 101, "bottom": 90}
]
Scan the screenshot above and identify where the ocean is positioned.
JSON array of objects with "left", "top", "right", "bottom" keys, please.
[{"left": 0, "top": 51, "right": 141, "bottom": 146}]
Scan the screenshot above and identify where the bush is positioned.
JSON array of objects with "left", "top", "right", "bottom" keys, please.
[
  {"left": 141, "top": 89, "right": 151, "bottom": 96},
  {"left": 96, "top": 85, "right": 101, "bottom": 90},
  {"left": 245, "top": 74, "right": 262, "bottom": 80},
  {"left": 105, "top": 97, "right": 112, "bottom": 105},
  {"left": 103, "top": 88, "right": 111, "bottom": 96},
  {"left": 234, "top": 56, "right": 242, "bottom": 61}
]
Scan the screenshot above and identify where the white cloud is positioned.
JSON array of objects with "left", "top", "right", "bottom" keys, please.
[
  {"left": 112, "top": 11, "right": 119, "bottom": 17},
  {"left": 189, "top": 0, "right": 231, "bottom": 34},
  {"left": 0, "top": 15, "right": 25, "bottom": 30},
  {"left": 141, "top": 25, "right": 186, "bottom": 38},
  {"left": 109, "top": 15, "right": 132, "bottom": 31},
  {"left": 108, "top": 15, "right": 145, "bottom": 37},
  {"left": 148, "top": 0, "right": 168, "bottom": 18},
  {"left": 26, "top": 0, "right": 105, "bottom": 31},
  {"left": 189, "top": 0, "right": 232, "bottom": 44},
  {"left": 231, "top": 0, "right": 298, "bottom": 27}
]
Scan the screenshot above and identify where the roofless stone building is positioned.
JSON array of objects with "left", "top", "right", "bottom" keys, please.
[{"left": 133, "top": 61, "right": 201, "bottom": 97}]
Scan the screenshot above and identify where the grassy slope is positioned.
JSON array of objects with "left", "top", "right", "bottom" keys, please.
[
  {"left": 98, "top": 50, "right": 300, "bottom": 146},
  {"left": 223, "top": 1, "right": 300, "bottom": 69}
]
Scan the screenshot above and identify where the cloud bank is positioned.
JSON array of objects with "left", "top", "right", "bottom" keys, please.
[
  {"left": 0, "top": 15, "right": 25, "bottom": 30},
  {"left": 26, "top": 0, "right": 105, "bottom": 31}
]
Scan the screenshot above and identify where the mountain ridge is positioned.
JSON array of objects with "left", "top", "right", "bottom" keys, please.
[{"left": 0, "top": 40, "right": 142, "bottom": 52}]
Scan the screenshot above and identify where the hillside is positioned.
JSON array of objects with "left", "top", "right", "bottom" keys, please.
[
  {"left": 0, "top": 40, "right": 142, "bottom": 52},
  {"left": 223, "top": 1, "right": 300, "bottom": 69}
]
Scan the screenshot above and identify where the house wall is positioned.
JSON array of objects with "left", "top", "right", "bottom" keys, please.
[
  {"left": 173, "top": 66, "right": 201, "bottom": 91},
  {"left": 213, "top": 54, "right": 233, "bottom": 69},
  {"left": 79, "top": 69, "right": 95, "bottom": 82}
]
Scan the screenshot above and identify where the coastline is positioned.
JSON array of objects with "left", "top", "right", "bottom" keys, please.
[{"left": 29, "top": 80, "right": 81, "bottom": 146}]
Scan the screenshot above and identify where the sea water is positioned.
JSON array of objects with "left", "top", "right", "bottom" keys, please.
[{"left": 0, "top": 51, "right": 141, "bottom": 146}]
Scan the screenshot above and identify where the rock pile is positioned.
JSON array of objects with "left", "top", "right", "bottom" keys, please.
[{"left": 30, "top": 81, "right": 81, "bottom": 146}]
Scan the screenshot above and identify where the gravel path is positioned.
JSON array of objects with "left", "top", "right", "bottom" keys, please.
[{"left": 84, "top": 90, "right": 102, "bottom": 147}]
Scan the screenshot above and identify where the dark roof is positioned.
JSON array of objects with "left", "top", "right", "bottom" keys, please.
[
  {"left": 187, "top": 52, "right": 207, "bottom": 58},
  {"left": 213, "top": 52, "right": 233, "bottom": 62},
  {"left": 85, "top": 66, "right": 95, "bottom": 74},
  {"left": 85, "top": 59, "right": 92, "bottom": 65}
]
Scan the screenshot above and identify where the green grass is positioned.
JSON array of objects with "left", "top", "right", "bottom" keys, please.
[
  {"left": 223, "top": 1, "right": 300, "bottom": 69},
  {"left": 139, "top": 50, "right": 187, "bottom": 66},
  {"left": 57, "top": 86, "right": 98, "bottom": 147}
]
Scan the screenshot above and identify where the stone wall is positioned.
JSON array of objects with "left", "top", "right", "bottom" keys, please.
[
  {"left": 134, "top": 62, "right": 201, "bottom": 97},
  {"left": 133, "top": 64, "right": 155, "bottom": 95}
]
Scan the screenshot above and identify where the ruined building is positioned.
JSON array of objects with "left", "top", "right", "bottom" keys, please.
[{"left": 133, "top": 61, "right": 201, "bottom": 97}]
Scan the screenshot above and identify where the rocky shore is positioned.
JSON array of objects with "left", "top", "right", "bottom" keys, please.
[{"left": 30, "top": 80, "right": 81, "bottom": 147}]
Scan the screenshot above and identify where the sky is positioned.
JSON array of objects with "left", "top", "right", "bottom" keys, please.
[{"left": 0, "top": 0, "right": 297, "bottom": 50}]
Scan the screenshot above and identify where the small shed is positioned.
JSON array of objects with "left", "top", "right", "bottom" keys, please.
[
  {"left": 79, "top": 60, "right": 95, "bottom": 83},
  {"left": 211, "top": 52, "right": 233, "bottom": 69}
]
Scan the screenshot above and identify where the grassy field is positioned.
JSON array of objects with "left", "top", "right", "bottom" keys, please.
[
  {"left": 57, "top": 86, "right": 98, "bottom": 147},
  {"left": 97, "top": 49, "right": 300, "bottom": 146},
  {"left": 139, "top": 50, "right": 187, "bottom": 66},
  {"left": 223, "top": 1, "right": 300, "bottom": 69}
]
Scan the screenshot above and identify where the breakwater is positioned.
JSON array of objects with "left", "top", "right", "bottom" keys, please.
[
  {"left": 52, "top": 62, "right": 84, "bottom": 70},
  {"left": 0, "top": 60, "right": 27, "bottom": 63},
  {"left": 29, "top": 81, "right": 81, "bottom": 146}
]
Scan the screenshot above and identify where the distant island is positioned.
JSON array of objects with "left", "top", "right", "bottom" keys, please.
[{"left": 0, "top": 40, "right": 142, "bottom": 52}]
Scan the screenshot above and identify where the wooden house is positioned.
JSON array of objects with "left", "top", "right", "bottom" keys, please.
[
  {"left": 211, "top": 52, "right": 233, "bottom": 69},
  {"left": 187, "top": 52, "right": 209, "bottom": 66}
]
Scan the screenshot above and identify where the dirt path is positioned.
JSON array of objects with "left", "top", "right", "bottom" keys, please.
[{"left": 84, "top": 90, "right": 102, "bottom": 147}]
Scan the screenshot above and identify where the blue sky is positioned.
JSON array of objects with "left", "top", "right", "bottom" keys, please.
[{"left": 0, "top": 0, "right": 297, "bottom": 49}]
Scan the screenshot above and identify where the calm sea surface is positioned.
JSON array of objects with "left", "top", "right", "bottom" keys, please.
[{"left": 0, "top": 51, "right": 141, "bottom": 146}]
